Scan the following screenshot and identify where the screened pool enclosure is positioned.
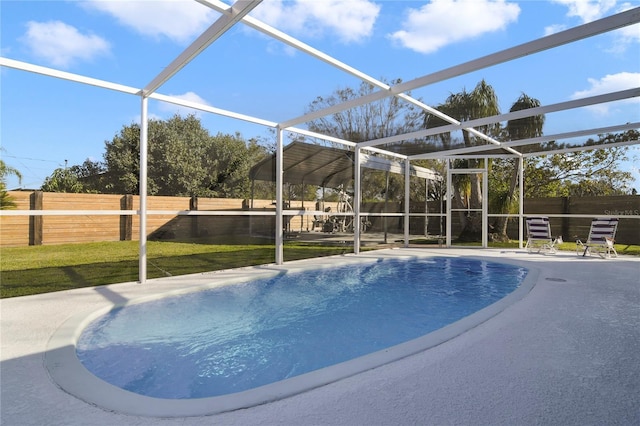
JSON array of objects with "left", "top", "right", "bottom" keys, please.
[{"left": 1, "top": 2, "right": 639, "bottom": 283}]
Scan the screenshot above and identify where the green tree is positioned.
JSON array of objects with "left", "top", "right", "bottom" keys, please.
[
  {"left": 424, "top": 79, "right": 501, "bottom": 241},
  {"left": 41, "top": 168, "right": 84, "bottom": 193},
  {"left": 306, "top": 78, "right": 424, "bottom": 202},
  {"left": 282, "top": 183, "right": 317, "bottom": 203},
  {"left": 100, "top": 114, "right": 268, "bottom": 197},
  {"left": 0, "top": 155, "right": 22, "bottom": 209},
  {"left": 42, "top": 115, "right": 270, "bottom": 198},
  {"left": 524, "top": 131, "right": 636, "bottom": 197},
  {"left": 409, "top": 159, "right": 446, "bottom": 202},
  {"left": 490, "top": 93, "right": 545, "bottom": 240},
  {"left": 102, "top": 121, "right": 141, "bottom": 194},
  {"left": 41, "top": 159, "right": 106, "bottom": 193}
]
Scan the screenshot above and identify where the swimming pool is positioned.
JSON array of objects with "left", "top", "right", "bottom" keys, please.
[
  {"left": 46, "top": 252, "right": 535, "bottom": 417},
  {"left": 76, "top": 256, "right": 526, "bottom": 397}
]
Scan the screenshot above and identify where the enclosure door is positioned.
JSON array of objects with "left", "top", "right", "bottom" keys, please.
[{"left": 446, "top": 162, "right": 488, "bottom": 247}]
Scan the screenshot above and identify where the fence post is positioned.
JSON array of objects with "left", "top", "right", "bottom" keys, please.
[
  {"left": 190, "top": 196, "right": 198, "bottom": 238},
  {"left": 120, "top": 194, "right": 133, "bottom": 241},
  {"left": 562, "top": 196, "right": 570, "bottom": 239},
  {"left": 29, "top": 191, "right": 43, "bottom": 246}
]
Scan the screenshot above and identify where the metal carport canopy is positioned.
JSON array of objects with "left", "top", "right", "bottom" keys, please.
[{"left": 249, "top": 141, "right": 441, "bottom": 188}]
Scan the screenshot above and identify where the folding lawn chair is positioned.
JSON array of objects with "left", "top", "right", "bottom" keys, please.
[
  {"left": 576, "top": 217, "right": 618, "bottom": 258},
  {"left": 525, "top": 216, "right": 562, "bottom": 254}
]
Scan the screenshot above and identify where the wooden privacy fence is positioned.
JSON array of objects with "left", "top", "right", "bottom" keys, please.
[
  {"left": 522, "top": 196, "right": 639, "bottom": 245},
  {"left": 0, "top": 192, "right": 335, "bottom": 247},
  {"left": 1, "top": 192, "right": 638, "bottom": 247},
  {"left": 362, "top": 197, "right": 639, "bottom": 245}
]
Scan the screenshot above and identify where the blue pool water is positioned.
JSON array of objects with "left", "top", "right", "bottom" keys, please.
[{"left": 76, "top": 257, "right": 527, "bottom": 399}]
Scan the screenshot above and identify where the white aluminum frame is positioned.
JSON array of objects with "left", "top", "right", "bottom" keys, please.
[
  {"left": 1, "top": 2, "right": 639, "bottom": 283},
  {"left": 446, "top": 163, "right": 490, "bottom": 248}
]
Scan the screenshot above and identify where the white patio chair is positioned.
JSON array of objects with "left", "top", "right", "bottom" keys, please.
[
  {"left": 576, "top": 217, "right": 619, "bottom": 258},
  {"left": 525, "top": 216, "right": 562, "bottom": 254}
]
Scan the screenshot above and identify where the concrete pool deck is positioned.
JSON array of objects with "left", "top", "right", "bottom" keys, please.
[{"left": 1, "top": 248, "right": 639, "bottom": 425}]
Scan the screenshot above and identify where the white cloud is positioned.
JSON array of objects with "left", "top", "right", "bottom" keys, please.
[
  {"left": 609, "top": 3, "right": 640, "bottom": 53},
  {"left": 21, "top": 21, "right": 110, "bottom": 68},
  {"left": 550, "top": 0, "right": 617, "bottom": 23},
  {"left": 614, "top": 21, "right": 640, "bottom": 45},
  {"left": 570, "top": 72, "right": 640, "bottom": 114},
  {"left": 266, "top": 40, "right": 297, "bottom": 57},
  {"left": 157, "top": 91, "right": 211, "bottom": 117},
  {"left": 544, "top": 24, "right": 567, "bottom": 36},
  {"left": 389, "top": 0, "right": 520, "bottom": 54},
  {"left": 81, "top": 0, "right": 216, "bottom": 44},
  {"left": 549, "top": 1, "right": 639, "bottom": 52},
  {"left": 252, "top": 0, "right": 380, "bottom": 43},
  {"left": 133, "top": 112, "right": 163, "bottom": 124}
]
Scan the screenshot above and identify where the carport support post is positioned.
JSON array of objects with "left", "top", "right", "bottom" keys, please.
[
  {"left": 275, "top": 126, "right": 284, "bottom": 265},
  {"left": 139, "top": 96, "right": 148, "bottom": 283},
  {"left": 354, "top": 148, "right": 361, "bottom": 254}
]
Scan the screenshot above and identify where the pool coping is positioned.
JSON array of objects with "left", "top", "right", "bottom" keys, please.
[{"left": 44, "top": 251, "right": 539, "bottom": 418}]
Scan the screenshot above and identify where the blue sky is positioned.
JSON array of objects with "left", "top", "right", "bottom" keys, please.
[{"left": 1, "top": 0, "right": 639, "bottom": 190}]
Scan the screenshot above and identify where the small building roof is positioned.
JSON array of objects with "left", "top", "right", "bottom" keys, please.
[{"left": 249, "top": 141, "right": 440, "bottom": 188}]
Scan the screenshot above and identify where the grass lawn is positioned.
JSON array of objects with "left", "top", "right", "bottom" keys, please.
[
  {"left": 2, "top": 239, "right": 637, "bottom": 299},
  {"left": 0, "top": 240, "right": 357, "bottom": 298},
  {"left": 411, "top": 238, "right": 640, "bottom": 255}
]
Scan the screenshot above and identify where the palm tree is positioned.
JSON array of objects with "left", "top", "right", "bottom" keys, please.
[
  {"left": 424, "top": 79, "right": 501, "bottom": 241},
  {"left": 0, "top": 156, "right": 22, "bottom": 209},
  {"left": 492, "top": 94, "right": 545, "bottom": 239}
]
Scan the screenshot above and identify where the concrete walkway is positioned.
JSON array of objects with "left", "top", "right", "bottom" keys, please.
[{"left": 1, "top": 248, "right": 639, "bottom": 425}]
